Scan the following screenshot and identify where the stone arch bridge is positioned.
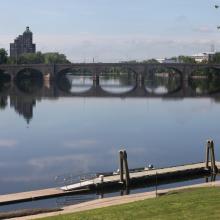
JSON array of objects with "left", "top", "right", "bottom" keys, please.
[
  {"left": 0, "top": 63, "right": 220, "bottom": 79},
  {"left": 1, "top": 63, "right": 220, "bottom": 83}
]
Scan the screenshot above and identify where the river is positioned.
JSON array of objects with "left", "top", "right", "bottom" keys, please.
[{"left": 0, "top": 69, "right": 220, "bottom": 211}]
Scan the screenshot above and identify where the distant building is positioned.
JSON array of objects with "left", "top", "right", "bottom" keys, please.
[
  {"left": 190, "top": 52, "right": 215, "bottom": 63},
  {"left": 10, "top": 26, "right": 36, "bottom": 58}
]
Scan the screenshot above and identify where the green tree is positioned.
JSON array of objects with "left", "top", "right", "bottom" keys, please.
[
  {"left": 0, "top": 48, "right": 8, "bottom": 64},
  {"left": 17, "top": 52, "right": 44, "bottom": 64},
  {"left": 178, "top": 55, "right": 196, "bottom": 64},
  {"left": 209, "top": 52, "right": 220, "bottom": 64},
  {"left": 7, "top": 56, "right": 16, "bottom": 64},
  {"left": 5, "top": 51, "right": 71, "bottom": 64},
  {"left": 43, "top": 52, "right": 70, "bottom": 64},
  {"left": 121, "top": 60, "right": 138, "bottom": 64},
  {"left": 142, "top": 59, "right": 159, "bottom": 63}
]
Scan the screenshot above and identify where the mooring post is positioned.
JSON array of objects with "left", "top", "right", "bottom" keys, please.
[
  {"left": 205, "top": 140, "right": 210, "bottom": 170},
  {"left": 119, "top": 150, "right": 124, "bottom": 183},
  {"left": 123, "top": 150, "right": 130, "bottom": 187},
  {"left": 210, "top": 140, "right": 217, "bottom": 174},
  {"left": 205, "top": 139, "right": 218, "bottom": 174}
]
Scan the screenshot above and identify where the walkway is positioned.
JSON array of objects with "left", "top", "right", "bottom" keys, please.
[{"left": 12, "top": 180, "right": 220, "bottom": 220}]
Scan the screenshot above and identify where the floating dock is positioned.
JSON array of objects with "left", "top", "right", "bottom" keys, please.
[
  {"left": 0, "top": 187, "right": 90, "bottom": 206},
  {"left": 0, "top": 140, "right": 219, "bottom": 206},
  {"left": 61, "top": 161, "right": 220, "bottom": 191},
  {"left": 0, "top": 161, "right": 219, "bottom": 206}
]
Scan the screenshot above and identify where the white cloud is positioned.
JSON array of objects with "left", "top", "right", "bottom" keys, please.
[
  {"left": 28, "top": 154, "right": 91, "bottom": 171},
  {"left": 193, "top": 26, "right": 215, "bottom": 33},
  {"left": 1, "top": 175, "right": 50, "bottom": 183},
  {"left": 63, "top": 139, "right": 98, "bottom": 148},
  {"left": 175, "top": 15, "right": 188, "bottom": 23},
  {"left": 0, "top": 139, "right": 18, "bottom": 148},
  {"left": 36, "top": 33, "right": 220, "bottom": 62},
  {"left": 3, "top": 32, "right": 220, "bottom": 62}
]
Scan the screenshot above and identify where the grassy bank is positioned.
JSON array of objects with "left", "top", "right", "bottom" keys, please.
[{"left": 40, "top": 187, "right": 220, "bottom": 220}]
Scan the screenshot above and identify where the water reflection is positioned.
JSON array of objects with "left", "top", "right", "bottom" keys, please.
[
  {"left": 100, "top": 74, "right": 136, "bottom": 94},
  {"left": 0, "top": 81, "right": 10, "bottom": 93},
  {"left": 0, "top": 70, "right": 11, "bottom": 93},
  {"left": 1, "top": 73, "right": 220, "bottom": 212},
  {"left": 58, "top": 74, "right": 93, "bottom": 93},
  {"left": 1, "top": 74, "right": 220, "bottom": 124},
  {"left": 145, "top": 76, "right": 181, "bottom": 95},
  {"left": 10, "top": 95, "right": 36, "bottom": 124},
  {"left": 0, "top": 95, "right": 8, "bottom": 110},
  {"left": 15, "top": 69, "right": 43, "bottom": 94},
  {"left": 190, "top": 68, "right": 220, "bottom": 94},
  {"left": 16, "top": 79, "right": 43, "bottom": 94}
]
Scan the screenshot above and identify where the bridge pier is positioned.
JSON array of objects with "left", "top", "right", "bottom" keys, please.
[
  {"left": 181, "top": 74, "right": 189, "bottom": 85},
  {"left": 43, "top": 73, "right": 51, "bottom": 89},
  {"left": 10, "top": 74, "right": 15, "bottom": 83},
  {"left": 93, "top": 74, "right": 100, "bottom": 87},
  {"left": 179, "top": 67, "right": 197, "bottom": 96},
  {"left": 136, "top": 73, "right": 145, "bottom": 88},
  {"left": 131, "top": 73, "right": 147, "bottom": 96}
]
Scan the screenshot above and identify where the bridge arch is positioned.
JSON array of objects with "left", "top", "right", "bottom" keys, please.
[
  {"left": 56, "top": 67, "right": 94, "bottom": 94},
  {"left": 15, "top": 68, "right": 43, "bottom": 79},
  {"left": 15, "top": 68, "right": 44, "bottom": 94},
  {"left": 99, "top": 66, "right": 137, "bottom": 94},
  {"left": 56, "top": 67, "right": 93, "bottom": 76},
  {"left": 0, "top": 69, "right": 11, "bottom": 82},
  {"left": 144, "top": 65, "right": 182, "bottom": 95}
]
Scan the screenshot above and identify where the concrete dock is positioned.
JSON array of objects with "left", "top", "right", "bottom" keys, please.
[
  {"left": 0, "top": 188, "right": 89, "bottom": 206},
  {"left": 61, "top": 161, "right": 220, "bottom": 191},
  {"left": 0, "top": 161, "right": 219, "bottom": 206},
  {"left": 13, "top": 180, "right": 220, "bottom": 220}
]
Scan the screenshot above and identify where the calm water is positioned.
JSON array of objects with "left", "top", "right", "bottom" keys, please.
[{"left": 0, "top": 71, "right": 220, "bottom": 211}]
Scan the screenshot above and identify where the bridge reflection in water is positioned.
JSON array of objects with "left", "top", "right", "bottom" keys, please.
[{"left": 1, "top": 69, "right": 220, "bottom": 124}]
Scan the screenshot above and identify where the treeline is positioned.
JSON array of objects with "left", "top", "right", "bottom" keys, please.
[
  {"left": 0, "top": 48, "right": 70, "bottom": 64},
  {"left": 125, "top": 54, "right": 220, "bottom": 64},
  {"left": 142, "top": 56, "right": 197, "bottom": 64}
]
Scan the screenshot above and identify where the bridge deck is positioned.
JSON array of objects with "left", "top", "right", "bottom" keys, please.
[{"left": 0, "top": 161, "right": 219, "bottom": 205}]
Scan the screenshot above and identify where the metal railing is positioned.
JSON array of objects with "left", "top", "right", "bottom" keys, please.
[{"left": 55, "top": 172, "right": 98, "bottom": 189}]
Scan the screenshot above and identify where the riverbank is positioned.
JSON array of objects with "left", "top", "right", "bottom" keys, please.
[{"left": 11, "top": 180, "right": 220, "bottom": 220}]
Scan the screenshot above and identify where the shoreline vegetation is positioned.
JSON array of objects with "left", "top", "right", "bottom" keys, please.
[{"left": 2, "top": 47, "right": 220, "bottom": 65}]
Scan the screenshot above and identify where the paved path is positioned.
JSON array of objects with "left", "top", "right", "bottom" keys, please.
[{"left": 11, "top": 180, "right": 220, "bottom": 220}]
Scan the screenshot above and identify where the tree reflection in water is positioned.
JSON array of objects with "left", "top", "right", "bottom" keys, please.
[
  {"left": 145, "top": 67, "right": 181, "bottom": 95},
  {"left": 100, "top": 67, "right": 136, "bottom": 94},
  {"left": 190, "top": 68, "right": 220, "bottom": 94},
  {"left": 15, "top": 69, "right": 43, "bottom": 94},
  {"left": 58, "top": 74, "right": 93, "bottom": 93},
  {"left": 57, "top": 68, "right": 93, "bottom": 94}
]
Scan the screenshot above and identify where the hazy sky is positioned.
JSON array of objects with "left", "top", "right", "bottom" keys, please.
[{"left": 1, "top": 0, "right": 220, "bottom": 62}]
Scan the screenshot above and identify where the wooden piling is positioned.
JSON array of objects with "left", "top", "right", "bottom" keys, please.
[
  {"left": 123, "top": 150, "right": 130, "bottom": 187},
  {"left": 119, "top": 150, "right": 124, "bottom": 183},
  {"left": 118, "top": 149, "right": 130, "bottom": 187},
  {"left": 205, "top": 139, "right": 218, "bottom": 174}
]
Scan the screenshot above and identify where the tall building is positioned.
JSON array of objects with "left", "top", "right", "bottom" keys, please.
[{"left": 10, "top": 26, "right": 36, "bottom": 58}]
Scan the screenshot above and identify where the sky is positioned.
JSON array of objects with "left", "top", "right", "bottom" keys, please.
[{"left": 1, "top": 0, "right": 220, "bottom": 62}]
